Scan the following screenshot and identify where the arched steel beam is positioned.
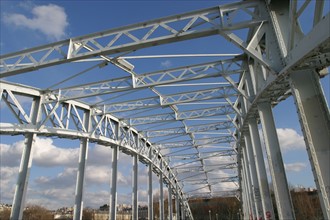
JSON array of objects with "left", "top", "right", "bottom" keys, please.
[
  {"left": 0, "top": 81, "right": 194, "bottom": 219},
  {"left": 1, "top": 1, "right": 265, "bottom": 77}
]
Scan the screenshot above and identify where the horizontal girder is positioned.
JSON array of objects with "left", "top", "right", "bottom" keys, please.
[
  {"left": 121, "top": 105, "right": 235, "bottom": 126},
  {"left": 0, "top": 1, "right": 264, "bottom": 77},
  {"left": 143, "top": 120, "right": 233, "bottom": 138},
  {"left": 98, "top": 86, "right": 237, "bottom": 113},
  {"left": 52, "top": 57, "right": 244, "bottom": 101}
]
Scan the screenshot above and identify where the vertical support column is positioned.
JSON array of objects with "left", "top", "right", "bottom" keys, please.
[
  {"left": 73, "top": 138, "right": 89, "bottom": 220},
  {"left": 244, "top": 134, "right": 263, "bottom": 219},
  {"left": 74, "top": 110, "right": 90, "bottom": 220},
  {"left": 237, "top": 96, "right": 252, "bottom": 220},
  {"left": 159, "top": 162, "right": 164, "bottom": 220},
  {"left": 148, "top": 149, "right": 153, "bottom": 220},
  {"left": 290, "top": 70, "right": 330, "bottom": 219},
  {"left": 241, "top": 165, "right": 250, "bottom": 220},
  {"left": 110, "top": 146, "right": 119, "bottom": 220},
  {"left": 181, "top": 204, "right": 185, "bottom": 220},
  {"left": 248, "top": 119, "right": 274, "bottom": 220},
  {"left": 175, "top": 186, "right": 180, "bottom": 220},
  {"left": 236, "top": 142, "right": 245, "bottom": 220},
  {"left": 242, "top": 152, "right": 255, "bottom": 219},
  {"left": 10, "top": 134, "right": 36, "bottom": 220},
  {"left": 132, "top": 154, "right": 138, "bottom": 220},
  {"left": 258, "top": 101, "right": 295, "bottom": 220},
  {"left": 168, "top": 185, "right": 173, "bottom": 220},
  {"left": 11, "top": 96, "right": 41, "bottom": 220}
]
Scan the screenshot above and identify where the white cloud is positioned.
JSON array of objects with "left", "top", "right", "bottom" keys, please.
[
  {"left": 285, "top": 162, "right": 307, "bottom": 172},
  {"left": 85, "top": 165, "right": 110, "bottom": 185},
  {"left": 33, "top": 138, "right": 78, "bottom": 167},
  {"left": 34, "top": 167, "right": 77, "bottom": 189},
  {"left": 0, "top": 138, "right": 79, "bottom": 167},
  {"left": 3, "top": 4, "right": 68, "bottom": 40},
  {"left": 83, "top": 190, "right": 110, "bottom": 208},
  {"left": 160, "top": 60, "right": 172, "bottom": 68},
  {"left": 27, "top": 186, "right": 75, "bottom": 208},
  {"left": 0, "top": 166, "right": 18, "bottom": 202},
  {"left": 259, "top": 128, "right": 305, "bottom": 152},
  {"left": 276, "top": 128, "right": 305, "bottom": 152},
  {"left": 0, "top": 142, "right": 24, "bottom": 167}
]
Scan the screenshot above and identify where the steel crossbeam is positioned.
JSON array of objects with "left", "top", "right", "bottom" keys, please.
[
  {"left": 184, "top": 176, "right": 238, "bottom": 185},
  {"left": 123, "top": 105, "right": 234, "bottom": 126},
  {"left": 160, "top": 86, "right": 238, "bottom": 105},
  {"left": 187, "top": 190, "right": 238, "bottom": 199},
  {"left": 186, "top": 120, "right": 234, "bottom": 132},
  {"left": 155, "top": 136, "right": 234, "bottom": 149},
  {"left": 1, "top": 1, "right": 263, "bottom": 77},
  {"left": 0, "top": 81, "right": 194, "bottom": 219},
  {"left": 143, "top": 122, "right": 233, "bottom": 138},
  {"left": 177, "top": 164, "right": 237, "bottom": 179},
  {"left": 169, "top": 149, "right": 236, "bottom": 161},
  {"left": 143, "top": 121, "right": 233, "bottom": 138},
  {"left": 47, "top": 57, "right": 244, "bottom": 101},
  {"left": 133, "top": 57, "right": 243, "bottom": 88},
  {"left": 97, "top": 86, "right": 237, "bottom": 113}
]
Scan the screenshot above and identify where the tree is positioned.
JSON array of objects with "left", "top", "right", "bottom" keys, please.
[
  {"left": 23, "top": 205, "right": 53, "bottom": 220},
  {"left": 291, "top": 189, "right": 323, "bottom": 220},
  {"left": 82, "top": 208, "right": 94, "bottom": 220},
  {"left": 0, "top": 208, "right": 11, "bottom": 220},
  {"left": 188, "top": 197, "right": 240, "bottom": 220}
]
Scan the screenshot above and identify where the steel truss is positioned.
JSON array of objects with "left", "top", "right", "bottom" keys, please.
[{"left": 1, "top": 1, "right": 329, "bottom": 220}]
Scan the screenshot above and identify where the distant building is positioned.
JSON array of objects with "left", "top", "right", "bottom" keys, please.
[
  {"left": 54, "top": 207, "right": 73, "bottom": 220},
  {"left": 93, "top": 205, "right": 148, "bottom": 220}
]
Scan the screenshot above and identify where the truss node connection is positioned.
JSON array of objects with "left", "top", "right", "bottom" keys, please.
[{"left": 0, "top": 1, "right": 329, "bottom": 220}]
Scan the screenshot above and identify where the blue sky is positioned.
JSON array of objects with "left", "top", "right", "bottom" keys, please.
[{"left": 0, "top": 0, "right": 329, "bottom": 210}]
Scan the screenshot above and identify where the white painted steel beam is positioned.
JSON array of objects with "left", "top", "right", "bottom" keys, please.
[
  {"left": 168, "top": 185, "right": 173, "bottom": 220},
  {"left": 148, "top": 150, "right": 154, "bottom": 220},
  {"left": 51, "top": 57, "right": 243, "bottom": 101},
  {"left": 244, "top": 134, "right": 263, "bottom": 219},
  {"left": 73, "top": 108, "right": 91, "bottom": 220},
  {"left": 258, "top": 101, "right": 295, "bottom": 220},
  {"left": 283, "top": 13, "right": 330, "bottom": 74},
  {"left": 126, "top": 105, "right": 234, "bottom": 126},
  {"left": 0, "top": 82, "right": 192, "bottom": 212},
  {"left": 99, "top": 86, "right": 237, "bottom": 113},
  {"left": 132, "top": 154, "right": 139, "bottom": 220},
  {"left": 10, "top": 134, "right": 37, "bottom": 220},
  {"left": 176, "top": 186, "right": 180, "bottom": 220},
  {"left": 73, "top": 138, "right": 89, "bottom": 220},
  {"left": 110, "top": 146, "right": 119, "bottom": 220},
  {"left": 290, "top": 70, "right": 330, "bottom": 219},
  {"left": 10, "top": 95, "right": 42, "bottom": 220},
  {"left": 241, "top": 163, "right": 252, "bottom": 219},
  {"left": 248, "top": 119, "right": 275, "bottom": 220},
  {"left": 156, "top": 136, "right": 234, "bottom": 148},
  {"left": 0, "top": 1, "right": 264, "bottom": 77},
  {"left": 159, "top": 162, "right": 164, "bottom": 220},
  {"left": 143, "top": 121, "right": 233, "bottom": 138},
  {"left": 242, "top": 146, "right": 256, "bottom": 219}
]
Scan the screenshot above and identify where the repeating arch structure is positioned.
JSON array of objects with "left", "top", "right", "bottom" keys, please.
[{"left": 1, "top": 1, "right": 329, "bottom": 220}]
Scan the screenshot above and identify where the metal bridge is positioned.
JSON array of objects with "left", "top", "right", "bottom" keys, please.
[{"left": 0, "top": 0, "right": 329, "bottom": 219}]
